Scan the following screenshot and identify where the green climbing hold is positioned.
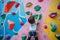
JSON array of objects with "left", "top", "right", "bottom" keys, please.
[
  {"left": 13, "top": 29, "right": 18, "bottom": 35},
  {"left": 0, "top": 35, "right": 3, "bottom": 40},
  {"left": 50, "top": 22, "right": 57, "bottom": 32},
  {"left": 33, "top": 14, "right": 38, "bottom": 19},
  {"left": 1, "top": 14, "right": 6, "bottom": 19},
  {"left": 34, "top": 5, "right": 41, "bottom": 11},
  {"left": 39, "top": 14, "right": 42, "bottom": 20},
  {"left": 26, "top": 11, "right": 30, "bottom": 15}
]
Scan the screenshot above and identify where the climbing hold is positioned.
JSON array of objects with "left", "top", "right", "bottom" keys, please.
[
  {"left": 26, "top": 11, "right": 30, "bottom": 15},
  {"left": 7, "top": 20, "right": 14, "bottom": 30},
  {"left": 4, "top": 1, "right": 15, "bottom": 12},
  {"left": 21, "top": 34, "right": 27, "bottom": 40},
  {"left": 50, "top": 22, "right": 57, "bottom": 32},
  {"left": 49, "top": 12, "right": 57, "bottom": 18},
  {"left": 1, "top": 14, "right": 6, "bottom": 19},
  {"left": 34, "top": 5, "right": 41, "bottom": 11},
  {"left": 38, "top": 0, "right": 43, "bottom": 2},
  {"left": 0, "top": 35, "right": 3, "bottom": 40},
  {"left": 58, "top": 17, "right": 60, "bottom": 21},
  {"left": 19, "top": 18, "right": 24, "bottom": 26},
  {"left": 1, "top": 22, "right": 3, "bottom": 26},
  {"left": 15, "top": 3, "right": 20, "bottom": 8},
  {"left": 39, "top": 13, "right": 42, "bottom": 20},
  {"left": 5, "top": 35, "right": 11, "bottom": 40},
  {"left": 12, "top": 12, "right": 16, "bottom": 15},
  {"left": 33, "top": 14, "right": 38, "bottom": 19},
  {"left": 57, "top": 2, "right": 60, "bottom": 10},
  {"left": 13, "top": 29, "right": 18, "bottom": 35},
  {"left": 26, "top": 2, "right": 33, "bottom": 7},
  {"left": 44, "top": 24, "right": 47, "bottom": 29},
  {"left": 55, "top": 34, "right": 60, "bottom": 40}
]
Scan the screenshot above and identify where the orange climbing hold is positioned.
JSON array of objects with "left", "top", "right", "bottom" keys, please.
[
  {"left": 7, "top": 20, "right": 14, "bottom": 30},
  {"left": 4, "top": 1, "right": 15, "bottom": 12}
]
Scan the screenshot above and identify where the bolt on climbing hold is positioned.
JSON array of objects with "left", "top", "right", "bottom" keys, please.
[
  {"left": 34, "top": 5, "right": 41, "bottom": 11},
  {"left": 7, "top": 20, "right": 14, "bottom": 30},
  {"left": 0, "top": 35, "right": 3, "bottom": 40},
  {"left": 12, "top": 12, "right": 16, "bottom": 15},
  {"left": 1, "top": 14, "right": 6, "bottom": 19},
  {"left": 26, "top": 2, "right": 33, "bottom": 7},
  {"left": 15, "top": 3, "right": 20, "bottom": 8},
  {"left": 33, "top": 14, "right": 38, "bottom": 19},
  {"left": 44, "top": 24, "right": 48, "bottom": 29},
  {"left": 50, "top": 22, "right": 57, "bottom": 32},
  {"left": 49, "top": 11, "right": 57, "bottom": 18},
  {"left": 38, "top": 0, "right": 43, "bottom": 2},
  {"left": 55, "top": 34, "right": 60, "bottom": 40},
  {"left": 26, "top": 11, "right": 31, "bottom": 15},
  {"left": 39, "top": 13, "right": 42, "bottom": 20},
  {"left": 5, "top": 35, "right": 11, "bottom": 40},
  {"left": 57, "top": 2, "right": 60, "bottom": 10}
]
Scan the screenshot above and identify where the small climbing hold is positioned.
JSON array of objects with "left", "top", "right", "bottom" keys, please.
[
  {"left": 13, "top": 29, "right": 18, "bottom": 35},
  {"left": 0, "top": 35, "right": 3, "bottom": 40},
  {"left": 58, "top": 17, "right": 60, "bottom": 21},
  {"left": 33, "top": 14, "right": 38, "bottom": 19},
  {"left": 5, "top": 35, "right": 11, "bottom": 40},
  {"left": 57, "top": 2, "right": 60, "bottom": 10},
  {"left": 49, "top": 12, "right": 57, "bottom": 18},
  {"left": 19, "top": 18, "right": 24, "bottom": 26},
  {"left": 34, "top": 5, "right": 41, "bottom": 11},
  {"left": 1, "top": 14, "right": 6, "bottom": 19},
  {"left": 4, "top": 1, "right": 15, "bottom": 12},
  {"left": 7, "top": 20, "right": 14, "bottom": 30},
  {"left": 15, "top": 3, "right": 20, "bottom": 8},
  {"left": 44, "top": 24, "right": 47, "bottom": 29},
  {"left": 39, "top": 13, "right": 42, "bottom": 20},
  {"left": 26, "top": 2, "right": 33, "bottom": 7},
  {"left": 50, "top": 22, "right": 57, "bottom": 32},
  {"left": 38, "top": 0, "right": 43, "bottom": 2},
  {"left": 26, "top": 11, "right": 30, "bottom": 15},
  {"left": 12, "top": 12, "right": 16, "bottom": 15},
  {"left": 1, "top": 22, "right": 3, "bottom": 26}
]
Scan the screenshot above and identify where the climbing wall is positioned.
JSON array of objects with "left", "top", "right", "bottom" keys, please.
[{"left": 42, "top": 0, "right": 60, "bottom": 40}]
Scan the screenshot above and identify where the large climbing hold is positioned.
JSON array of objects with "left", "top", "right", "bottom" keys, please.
[
  {"left": 1, "top": 14, "right": 6, "bottom": 19},
  {"left": 57, "top": 2, "right": 60, "bottom": 10},
  {"left": 0, "top": 35, "right": 3, "bottom": 40},
  {"left": 4, "top": 1, "right": 15, "bottom": 12},
  {"left": 50, "top": 22, "right": 57, "bottom": 32},
  {"left": 49, "top": 12, "right": 57, "bottom": 18},
  {"left": 7, "top": 20, "right": 14, "bottom": 30},
  {"left": 34, "top": 5, "right": 41, "bottom": 11}
]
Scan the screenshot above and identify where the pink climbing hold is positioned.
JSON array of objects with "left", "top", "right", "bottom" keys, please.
[
  {"left": 38, "top": 0, "right": 43, "bottom": 2},
  {"left": 49, "top": 12, "right": 57, "bottom": 18},
  {"left": 57, "top": 3, "right": 60, "bottom": 10},
  {"left": 15, "top": 3, "right": 20, "bottom": 8},
  {"left": 7, "top": 20, "right": 14, "bottom": 30}
]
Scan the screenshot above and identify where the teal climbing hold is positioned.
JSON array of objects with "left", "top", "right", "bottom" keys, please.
[
  {"left": 13, "top": 29, "right": 18, "bottom": 35},
  {"left": 34, "top": 5, "right": 41, "bottom": 11},
  {"left": 50, "top": 22, "right": 57, "bottom": 32},
  {"left": 33, "top": 14, "right": 38, "bottom": 19},
  {"left": 0, "top": 35, "right": 3, "bottom": 40},
  {"left": 1, "top": 14, "right": 6, "bottom": 19},
  {"left": 39, "top": 13, "right": 42, "bottom": 20},
  {"left": 26, "top": 11, "right": 30, "bottom": 15}
]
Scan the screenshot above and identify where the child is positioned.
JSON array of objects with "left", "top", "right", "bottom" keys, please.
[{"left": 27, "top": 15, "right": 39, "bottom": 40}]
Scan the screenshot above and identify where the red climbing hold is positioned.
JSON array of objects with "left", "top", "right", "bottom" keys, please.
[
  {"left": 49, "top": 12, "right": 57, "bottom": 18},
  {"left": 57, "top": 3, "right": 60, "bottom": 10},
  {"left": 7, "top": 20, "right": 14, "bottom": 30},
  {"left": 44, "top": 24, "right": 47, "bottom": 29},
  {"left": 38, "top": 0, "right": 43, "bottom": 2},
  {"left": 20, "top": 21, "right": 24, "bottom": 25},
  {"left": 4, "top": 1, "right": 15, "bottom": 12},
  {"left": 15, "top": 3, "right": 20, "bottom": 8}
]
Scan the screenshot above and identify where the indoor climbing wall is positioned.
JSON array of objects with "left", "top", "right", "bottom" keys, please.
[
  {"left": 11, "top": 0, "right": 50, "bottom": 40},
  {"left": 42, "top": 0, "right": 60, "bottom": 40}
]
